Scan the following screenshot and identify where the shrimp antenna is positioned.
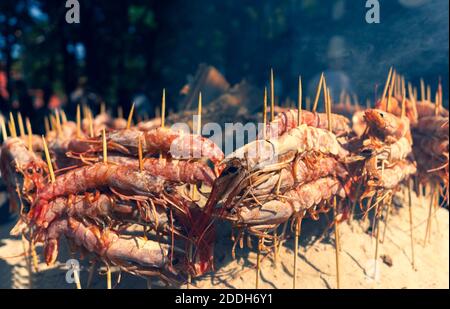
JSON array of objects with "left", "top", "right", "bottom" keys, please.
[
  {"left": 8, "top": 112, "right": 17, "bottom": 138},
  {"left": 127, "top": 103, "right": 135, "bottom": 129},
  {"left": 312, "top": 73, "right": 324, "bottom": 112},
  {"left": 26, "top": 118, "right": 33, "bottom": 152},
  {"left": 102, "top": 129, "right": 107, "bottom": 164},
  {"left": 42, "top": 136, "right": 55, "bottom": 183},
  {"left": 17, "top": 112, "right": 25, "bottom": 138},
  {"left": 381, "top": 67, "right": 393, "bottom": 101},
  {"left": 270, "top": 68, "right": 275, "bottom": 121}
]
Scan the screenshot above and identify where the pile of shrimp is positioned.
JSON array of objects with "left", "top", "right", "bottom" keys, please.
[
  {"left": 0, "top": 70, "right": 448, "bottom": 288},
  {"left": 1, "top": 110, "right": 223, "bottom": 286},
  {"left": 205, "top": 108, "right": 352, "bottom": 256},
  {"left": 373, "top": 74, "right": 449, "bottom": 203}
]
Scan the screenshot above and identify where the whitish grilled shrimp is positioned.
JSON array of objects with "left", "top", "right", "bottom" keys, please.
[{"left": 261, "top": 109, "right": 352, "bottom": 139}]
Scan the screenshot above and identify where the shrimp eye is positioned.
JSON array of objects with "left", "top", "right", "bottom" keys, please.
[
  {"left": 379, "top": 113, "right": 384, "bottom": 118},
  {"left": 35, "top": 167, "right": 42, "bottom": 174},
  {"left": 27, "top": 168, "right": 34, "bottom": 174},
  {"left": 223, "top": 166, "right": 238, "bottom": 175}
]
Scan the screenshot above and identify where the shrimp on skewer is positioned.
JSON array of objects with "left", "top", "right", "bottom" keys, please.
[
  {"left": 67, "top": 127, "right": 224, "bottom": 165},
  {"left": 261, "top": 109, "right": 352, "bottom": 139},
  {"left": 43, "top": 218, "right": 186, "bottom": 284},
  {"left": 29, "top": 162, "right": 165, "bottom": 228}
]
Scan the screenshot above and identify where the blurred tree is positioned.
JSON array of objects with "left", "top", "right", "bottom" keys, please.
[{"left": 0, "top": 0, "right": 448, "bottom": 118}]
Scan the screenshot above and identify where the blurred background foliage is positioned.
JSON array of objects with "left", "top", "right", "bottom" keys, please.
[{"left": 0, "top": 0, "right": 448, "bottom": 118}]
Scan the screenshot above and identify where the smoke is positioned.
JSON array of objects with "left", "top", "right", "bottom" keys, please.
[
  {"left": 347, "top": 0, "right": 449, "bottom": 97},
  {"left": 287, "top": 0, "right": 448, "bottom": 102}
]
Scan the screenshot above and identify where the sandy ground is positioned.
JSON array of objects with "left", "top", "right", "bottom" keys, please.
[{"left": 0, "top": 189, "right": 448, "bottom": 289}]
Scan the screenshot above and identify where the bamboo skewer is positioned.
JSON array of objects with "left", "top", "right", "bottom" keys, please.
[
  {"left": 270, "top": 69, "right": 275, "bottom": 121},
  {"left": 420, "top": 78, "right": 425, "bottom": 101},
  {"left": 138, "top": 136, "right": 144, "bottom": 172},
  {"left": 55, "top": 110, "right": 62, "bottom": 136},
  {"left": 424, "top": 185, "right": 436, "bottom": 246},
  {"left": 196, "top": 92, "right": 202, "bottom": 136},
  {"left": 88, "top": 111, "right": 94, "bottom": 138},
  {"left": 21, "top": 233, "right": 33, "bottom": 288},
  {"left": 76, "top": 105, "right": 81, "bottom": 138},
  {"left": 256, "top": 237, "right": 261, "bottom": 289},
  {"left": 408, "top": 180, "right": 415, "bottom": 269},
  {"left": 9, "top": 112, "right": 17, "bottom": 138},
  {"left": 293, "top": 219, "right": 302, "bottom": 289},
  {"left": 72, "top": 260, "right": 82, "bottom": 289},
  {"left": 161, "top": 89, "right": 166, "bottom": 129},
  {"left": 1, "top": 116, "right": 8, "bottom": 141},
  {"left": 61, "top": 110, "right": 68, "bottom": 124},
  {"left": 401, "top": 78, "right": 406, "bottom": 118},
  {"left": 381, "top": 67, "right": 393, "bottom": 101},
  {"left": 298, "top": 76, "right": 302, "bottom": 124},
  {"left": 17, "top": 112, "right": 25, "bottom": 138},
  {"left": 326, "top": 88, "right": 332, "bottom": 132},
  {"left": 312, "top": 73, "right": 324, "bottom": 112},
  {"left": 334, "top": 199, "right": 341, "bottom": 289},
  {"left": 322, "top": 74, "right": 328, "bottom": 111},
  {"left": 101, "top": 102, "right": 106, "bottom": 115},
  {"left": 381, "top": 198, "right": 392, "bottom": 243},
  {"left": 102, "top": 129, "right": 107, "bottom": 164},
  {"left": 44, "top": 117, "right": 50, "bottom": 134},
  {"left": 26, "top": 118, "right": 33, "bottom": 152},
  {"left": 106, "top": 265, "right": 112, "bottom": 289},
  {"left": 373, "top": 201, "right": 382, "bottom": 282},
  {"left": 263, "top": 87, "right": 268, "bottom": 140},
  {"left": 42, "top": 136, "right": 55, "bottom": 183},
  {"left": 104, "top": 152, "right": 111, "bottom": 290},
  {"left": 386, "top": 71, "right": 396, "bottom": 112},
  {"left": 86, "top": 261, "right": 97, "bottom": 288},
  {"left": 126, "top": 103, "right": 135, "bottom": 129}
]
